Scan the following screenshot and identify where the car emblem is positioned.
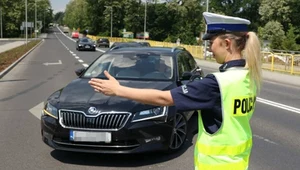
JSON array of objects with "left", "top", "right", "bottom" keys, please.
[{"left": 88, "top": 107, "right": 100, "bottom": 115}]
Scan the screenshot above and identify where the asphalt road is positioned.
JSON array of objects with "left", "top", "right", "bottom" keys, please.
[{"left": 0, "top": 27, "right": 299, "bottom": 170}]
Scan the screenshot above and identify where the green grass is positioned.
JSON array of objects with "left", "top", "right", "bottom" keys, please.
[{"left": 0, "top": 40, "right": 41, "bottom": 72}]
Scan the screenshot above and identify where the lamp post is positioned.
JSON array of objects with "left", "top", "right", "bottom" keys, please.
[
  {"left": 0, "top": 6, "right": 3, "bottom": 38},
  {"left": 144, "top": 0, "right": 147, "bottom": 40},
  {"left": 105, "top": 6, "right": 113, "bottom": 37},
  {"left": 35, "top": 0, "right": 37, "bottom": 40},
  {"left": 204, "top": 0, "right": 209, "bottom": 60},
  {"left": 25, "top": 0, "right": 28, "bottom": 44}
]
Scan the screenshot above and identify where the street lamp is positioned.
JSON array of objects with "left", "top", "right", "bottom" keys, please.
[
  {"left": 35, "top": 0, "right": 37, "bottom": 40},
  {"left": 105, "top": 6, "right": 113, "bottom": 37},
  {"left": 204, "top": 0, "right": 209, "bottom": 60},
  {"left": 144, "top": 0, "right": 147, "bottom": 40},
  {"left": 0, "top": 6, "right": 3, "bottom": 38},
  {"left": 25, "top": 0, "right": 28, "bottom": 44}
]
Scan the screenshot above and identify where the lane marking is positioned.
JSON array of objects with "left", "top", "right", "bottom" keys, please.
[
  {"left": 82, "top": 64, "right": 89, "bottom": 67},
  {"left": 56, "top": 26, "right": 106, "bottom": 53},
  {"left": 75, "top": 56, "right": 79, "bottom": 59},
  {"left": 29, "top": 102, "right": 44, "bottom": 120},
  {"left": 257, "top": 97, "right": 300, "bottom": 115},
  {"left": 78, "top": 60, "right": 84, "bottom": 63},
  {"left": 253, "top": 134, "right": 278, "bottom": 145}
]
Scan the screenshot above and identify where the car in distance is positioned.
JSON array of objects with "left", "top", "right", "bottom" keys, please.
[
  {"left": 96, "top": 38, "right": 110, "bottom": 48},
  {"left": 71, "top": 31, "right": 79, "bottom": 39},
  {"left": 109, "top": 42, "right": 143, "bottom": 51},
  {"left": 76, "top": 38, "right": 97, "bottom": 51},
  {"left": 41, "top": 47, "right": 204, "bottom": 154},
  {"left": 63, "top": 26, "right": 70, "bottom": 33}
]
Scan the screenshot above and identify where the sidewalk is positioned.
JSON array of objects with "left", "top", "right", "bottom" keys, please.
[
  {"left": 0, "top": 41, "right": 27, "bottom": 53},
  {"left": 0, "top": 34, "right": 47, "bottom": 54},
  {"left": 196, "top": 59, "right": 300, "bottom": 87}
]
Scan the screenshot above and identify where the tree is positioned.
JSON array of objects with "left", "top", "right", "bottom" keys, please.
[
  {"left": 282, "top": 24, "right": 299, "bottom": 51},
  {"left": 259, "top": 21, "right": 285, "bottom": 49}
]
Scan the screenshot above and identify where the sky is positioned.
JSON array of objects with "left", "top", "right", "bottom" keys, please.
[{"left": 50, "top": 0, "right": 70, "bottom": 13}]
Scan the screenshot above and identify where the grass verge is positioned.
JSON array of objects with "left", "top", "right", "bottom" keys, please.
[{"left": 0, "top": 40, "right": 41, "bottom": 73}]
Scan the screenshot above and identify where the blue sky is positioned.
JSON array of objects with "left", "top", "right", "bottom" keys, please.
[{"left": 50, "top": 0, "right": 70, "bottom": 13}]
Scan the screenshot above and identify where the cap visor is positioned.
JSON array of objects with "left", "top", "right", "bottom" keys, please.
[{"left": 202, "top": 33, "right": 215, "bottom": 40}]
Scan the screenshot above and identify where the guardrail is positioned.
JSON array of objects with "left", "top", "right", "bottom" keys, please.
[{"left": 87, "top": 35, "right": 300, "bottom": 75}]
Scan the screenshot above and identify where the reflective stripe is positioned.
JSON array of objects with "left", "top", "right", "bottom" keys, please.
[
  {"left": 196, "top": 139, "right": 252, "bottom": 156},
  {"left": 196, "top": 156, "right": 249, "bottom": 170}
]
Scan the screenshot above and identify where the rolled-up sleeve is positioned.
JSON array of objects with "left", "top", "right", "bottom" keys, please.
[{"left": 170, "top": 74, "right": 220, "bottom": 112}]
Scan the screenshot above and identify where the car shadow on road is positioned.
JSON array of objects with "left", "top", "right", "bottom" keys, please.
[{"left": 50, "top": 114, "right": 198, "bottom": 168}]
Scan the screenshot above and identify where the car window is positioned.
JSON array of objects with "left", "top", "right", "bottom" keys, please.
[
  {"left": 80, "top": 38, "right": 93, "bottom": 43},
  {"left": 83, "top": 53, "right": 174, "bottom": 80},
  {"left": 177, "top": 51, "right": 197, "bottom": 76}
]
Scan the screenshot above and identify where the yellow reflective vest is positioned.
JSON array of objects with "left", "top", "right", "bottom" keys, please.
[{"left": 195, "top": 69, "right": 257, "bottom": 170}]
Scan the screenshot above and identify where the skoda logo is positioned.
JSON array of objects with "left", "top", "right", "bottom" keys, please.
[{"left": 88, "top": 107, "right": 100, "bottom": 115}]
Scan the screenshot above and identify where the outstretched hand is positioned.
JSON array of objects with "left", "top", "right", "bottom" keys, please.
[{"left": 88, "top": 70, "right": 120, "bottom": 96}]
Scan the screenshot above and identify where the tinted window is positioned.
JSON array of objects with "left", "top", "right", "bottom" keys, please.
[
  {"left": 80, "top": 38, "right": 93, "bottom": 43},
  {"left": 83, "top": 53, "right": 174, "bottom": 80},
  {"left": 177, "top": 51, "right": 197, "bottom": 76}
]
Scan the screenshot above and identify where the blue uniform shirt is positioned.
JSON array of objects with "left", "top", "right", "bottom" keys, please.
[{"left": 170, "top": 59, "right": 246, "bottom": 134}]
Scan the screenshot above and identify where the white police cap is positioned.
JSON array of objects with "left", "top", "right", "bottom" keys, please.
[{"left": 202, "top": 12, "right": 251, "bottom": 40}]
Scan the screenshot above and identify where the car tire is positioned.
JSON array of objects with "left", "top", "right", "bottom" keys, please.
[{"left": 167, "top": 112, "right": 188, "bottom": 152}]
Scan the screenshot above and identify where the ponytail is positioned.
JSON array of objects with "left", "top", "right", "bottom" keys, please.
[{"left": 244, "top": 32, "right": 262, "bottom": 92}]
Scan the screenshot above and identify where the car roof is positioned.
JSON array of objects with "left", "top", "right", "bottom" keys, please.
[{"left": 105, "top": 47, "right": 184, "bottom": 56}]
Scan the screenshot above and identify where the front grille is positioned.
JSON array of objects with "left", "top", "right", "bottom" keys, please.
[{"left": 59, "top": 110, "right": 131, "bottom": 131}]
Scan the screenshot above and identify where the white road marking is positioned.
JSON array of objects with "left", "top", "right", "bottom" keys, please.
[
  {"left": 253, "top": 134, "right": 278, "bottom": 145},
  {"left": 43, "top": 60, "right": 62, "bottom": 66},
  {"left": 75, "top": 56, "right": 79, "bottom": 59},
  {"left": 257, "top": 97, "right": 300, "bottom": 115},
  {"left": 29, "top": 102, "right": 44, "bottom": 120},
  {"left": 82, "top": 64, "right": 89, "bottom": 67},
  {"left": 78, "top": 59, "right": 84, "bottom": 63},
  {"left": 56, "top": 26, "right": 106, "bottom": 53}
]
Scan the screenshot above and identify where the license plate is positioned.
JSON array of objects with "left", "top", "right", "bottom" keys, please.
[
  {"left": 85, "top": 45, "right": 90, "bottom": 48},
  {"left": 70, "top": 130, "right": 111, "bottom": 143}
]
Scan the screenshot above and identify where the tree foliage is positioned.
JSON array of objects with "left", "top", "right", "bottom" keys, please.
[
  {"left": 3, "top": 0, "right": 300, "bottom": 50},
  {"left": 1, "top": 0, "right": 52, "bottom": 37}
]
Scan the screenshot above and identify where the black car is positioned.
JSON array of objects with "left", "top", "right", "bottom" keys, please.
[
  {"left": 76, "top": 38, "right": 97, "bottom": 51},
  {"left": 96, "top": 38, "right": 110, "bottom": 48},
  {"left": 109, "top": 42, "right": 143, "bottom": 51},
  {"left": 41, "top": 47, "right": 204, "bottom": 154}
]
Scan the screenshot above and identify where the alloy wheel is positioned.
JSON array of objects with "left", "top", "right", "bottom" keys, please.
[{"left": 169, "top": 112, "right": 187, "bottom": 150}]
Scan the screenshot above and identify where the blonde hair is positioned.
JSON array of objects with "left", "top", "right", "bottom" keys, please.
[{"left": 220, "top": 32, "right": 262, "bottom": 92}]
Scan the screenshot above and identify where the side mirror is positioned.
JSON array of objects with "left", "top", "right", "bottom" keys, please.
[
  {"left": 75, "top": 68, "right": 86, "bottom": 76},
  {"left": 181, "top": 71, "right": 192, "bottom": 80},
  {"left": 190, "top": 68, "right": 205, "bottom": 81}
]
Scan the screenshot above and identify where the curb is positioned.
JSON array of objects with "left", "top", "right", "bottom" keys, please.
[{"left": 0, "top": 39, "right": 45, "bottom": 79}]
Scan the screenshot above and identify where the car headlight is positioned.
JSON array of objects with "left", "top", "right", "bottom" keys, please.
[
  {"left": 79, "top": 44, "right": 83, "bottom": 46},
  {"left": 43, "top": 102, "right": 58, "bottom": 119},
  {"left": 93, "top": 44, "right": 96, "bottom": 47},
  {"left": 132, "top": 106, "right": 167, "bottom": 122}
]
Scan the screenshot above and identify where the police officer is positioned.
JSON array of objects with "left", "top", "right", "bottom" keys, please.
[{"left": 89, "top": 12, "right": 262, "bottom": 170}]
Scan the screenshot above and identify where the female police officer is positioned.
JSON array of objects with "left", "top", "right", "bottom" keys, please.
[{"left": 89, "top": 12, "right": 262, "bottom": 170}]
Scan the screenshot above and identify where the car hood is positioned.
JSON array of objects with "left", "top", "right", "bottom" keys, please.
[{"left": 54, "top": 78, "right": 175, "bottom": 113}]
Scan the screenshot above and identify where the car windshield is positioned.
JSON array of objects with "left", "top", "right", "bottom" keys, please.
[
  {"left": 83, "top": 52, "right": 174, "bottom": 80},
  {"left": 80, "top": 38, "right": 93, "bottom": 43}
]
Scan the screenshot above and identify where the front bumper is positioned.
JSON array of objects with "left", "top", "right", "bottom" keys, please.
[
  {"left": 77, "top": 45, "right": 96, "bottom": 51},
  {"left": 41, "top": 114, "right": 174, "bottom": 154}
]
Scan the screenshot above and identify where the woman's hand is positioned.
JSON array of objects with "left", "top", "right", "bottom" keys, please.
[{"left": 88, "top": 70, "right": 120, "bottom": 96}]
